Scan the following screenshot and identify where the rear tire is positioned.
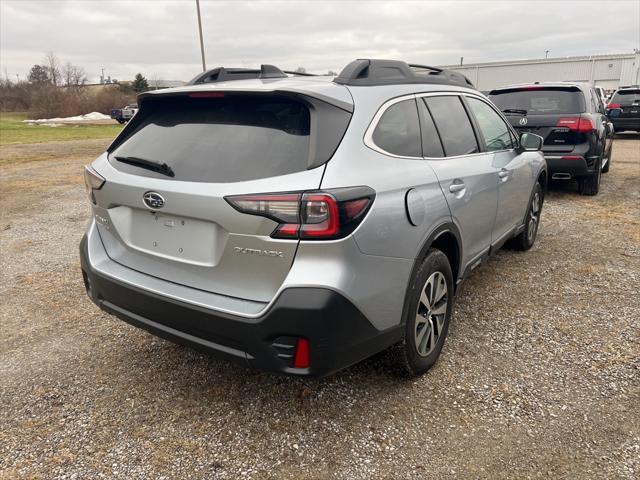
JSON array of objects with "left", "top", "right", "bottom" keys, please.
[
  {"left": 601, "top": 151, "right": 611, "bottom": 173},
  {"left": 509, "top": 182, "right": 543, "bottom": 251},
  {"left": 578, "top": 157, "right": 602, "bottom": 196},
  {"left": 393, "top": 249, "right": 454, "bottom": 376}
]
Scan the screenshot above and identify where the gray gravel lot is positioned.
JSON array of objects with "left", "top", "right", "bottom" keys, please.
[{"left": 1, "top": 135, "right": 639, "bottom": 479}]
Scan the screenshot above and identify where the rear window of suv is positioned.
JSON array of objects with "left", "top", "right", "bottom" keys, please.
[
  {"left": 109, "top": 94, "right": 312, "bottom": 183},
  {"left": 610, "top": 89, "right": 640, "bottom": 105},
  {"left": 489, "top": 87, "right": 586, "bottom": 115}
]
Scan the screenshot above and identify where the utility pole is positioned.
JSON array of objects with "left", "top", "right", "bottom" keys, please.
[
  {"left": 545, "top": 50, "right": 550, "bottom": 59},
  {"left": 195, "top": 0, "right": 206, "bottom": 71}
]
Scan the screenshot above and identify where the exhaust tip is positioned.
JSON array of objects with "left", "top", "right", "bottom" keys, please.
[{"left": 552, "top": 173, "right": 572, "bottom": 180}]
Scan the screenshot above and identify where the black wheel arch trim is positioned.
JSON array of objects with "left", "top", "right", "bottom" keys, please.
[{"left": 400, "top": 222, "right": 462, "bottom": 327}]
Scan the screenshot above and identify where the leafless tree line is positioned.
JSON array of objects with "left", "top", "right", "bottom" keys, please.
[{"left": 1, "top": 52, "right": 134, "bottom": 118}]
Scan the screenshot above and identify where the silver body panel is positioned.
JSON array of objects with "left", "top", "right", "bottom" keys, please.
[{"left": 85, "top": 76, "right": 545, "bottom": 331}]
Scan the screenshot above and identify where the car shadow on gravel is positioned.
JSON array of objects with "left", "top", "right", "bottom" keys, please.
[{"left": 107, "top": 330, "right": 421, "bottom": 412}]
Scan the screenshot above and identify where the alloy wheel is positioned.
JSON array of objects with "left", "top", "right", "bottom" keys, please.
[
  {"left": 527, "top": 191, "right": 540, "bottom": 242},
  {"left": 414, "top": 271, "right": 448, "bottom": 357}
]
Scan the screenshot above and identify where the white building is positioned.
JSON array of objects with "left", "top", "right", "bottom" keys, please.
[{"left": 440, "top": 52, "right": 640, "bottom": 92}]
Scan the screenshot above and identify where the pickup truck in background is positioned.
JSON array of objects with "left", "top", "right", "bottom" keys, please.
[{"left": 110, "top": 103, "right": 139, "bottom": 124}]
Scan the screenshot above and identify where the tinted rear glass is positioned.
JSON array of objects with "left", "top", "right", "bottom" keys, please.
[
  {"left": 372, "top": 99, "right": 422, "bottom": 157},
  {"left": 417, "top": 100, "right": 444, "bottom": 157},
  {"left": 489, "top": 87, "right": 586, "bottom": 115},
  {"left": 110, "top": 95, "right": 311, "bottom": 183},
  {"left": 611, "top": 89, "right": 640, "bottom": 105},
  {"left": 424, "top": 96, "right": 479, "bottom": 157}
]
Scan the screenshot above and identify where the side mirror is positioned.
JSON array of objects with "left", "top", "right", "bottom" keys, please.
[{"left": 518, "top": 132, "right": 543, "bottom": 152}]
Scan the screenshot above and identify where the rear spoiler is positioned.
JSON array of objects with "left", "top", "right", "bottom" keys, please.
[{"left": 136, "top": 85, "right": 354, "bottom": 113}]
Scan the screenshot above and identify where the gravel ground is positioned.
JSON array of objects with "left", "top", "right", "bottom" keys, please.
[{"left": 1, "top": 135, "right": 639, "bottom": 479}]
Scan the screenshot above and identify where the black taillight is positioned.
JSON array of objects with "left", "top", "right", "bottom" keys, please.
[{"left": 225, "top": 187, "right": 375, "bottom": 240}]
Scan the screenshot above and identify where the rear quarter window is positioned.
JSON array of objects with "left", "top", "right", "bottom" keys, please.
[
  {"left": 371, "top": 99, "right": 422, "bottom": 157},
  {"left": 489, "top": 87, "right": 586, "bottom": 115}
]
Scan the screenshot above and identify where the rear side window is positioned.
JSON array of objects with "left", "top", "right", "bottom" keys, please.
[
  {"left": 489, "top": 87, "right": 586, "bottom": 115},
  {"left": 110, "top": 95, "right": 313, "bottom": 183},
  {"left": 372, "top": 99, "right": 422, "bottom": 157},
  {"left": 466, "top": 97, "right": 515, "bottom": 151},
  {"left": 416, "top": 100, "right": 444, "bottom": 157},
  {"left": 424, "top": 96, "right": 479, "bottom": 157},
  {"left": 611, "top": 89, "right": 640, "bottom": 105}
]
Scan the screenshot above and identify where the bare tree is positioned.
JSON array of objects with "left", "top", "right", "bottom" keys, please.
[
  {"left": 150, "top": 73, "right": 161, "bottom": 90},
  {"left": 44, "top": 52, "right": 61, "bottom": 86},
  {"left": 62, "top": 61, "right": 87, "bottom": 87}
]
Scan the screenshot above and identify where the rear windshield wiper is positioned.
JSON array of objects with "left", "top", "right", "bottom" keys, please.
[
  {"left": 502, "top": 108, "right": 528, "bottom": 115},
  {"left": 113, "top": 156, "right": 175, "bottom": 177}
]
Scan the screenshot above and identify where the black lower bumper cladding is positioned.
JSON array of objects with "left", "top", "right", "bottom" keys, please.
[{"left": 79, "top": 236, "right": 401, "bottom": 376}]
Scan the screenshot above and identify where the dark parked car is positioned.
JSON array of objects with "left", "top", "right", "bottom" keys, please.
[
  {"left": 606, "top": 86, "right": 640, "bottom": 133},
  {"left": 110, "top": 108, "right": 125, "bottom": 124},
  {"left": 489, "top": 82, "right": 613, "bottom": 195}
]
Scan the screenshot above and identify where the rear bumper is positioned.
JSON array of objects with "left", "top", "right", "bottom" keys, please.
[
  {"left": 543, "top": 153, "right": 598, "bottom": 179},
  {"left": 610, "top": 117, "right": 640, "bottom": 131},
  {"left": 80, "top": 235, "right": 401, "bottom": 377}
]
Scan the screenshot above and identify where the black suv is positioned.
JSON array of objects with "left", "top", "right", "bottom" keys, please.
[
  {"left": 489, "top": 82, "right": 613, "bottom": 195},
  {"left": 606, "top": 86, "right": 640, "bottom": 133}
]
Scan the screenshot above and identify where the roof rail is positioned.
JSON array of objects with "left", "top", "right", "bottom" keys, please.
[
  {"left": 188, "top": 64, "right": 287, "bottom": 85},
  {"left": 333, "top": 59, "right": 475, "bottom": 89},
  {"left": 283, "top": 70, "right": 318, "bottom": 77}
]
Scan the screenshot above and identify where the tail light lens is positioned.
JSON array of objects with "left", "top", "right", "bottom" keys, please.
[
  {"left": 84, "top": 165, "right": 105, "bottom": 204},
  {"left": 606, "top": 103, "right": 621, "bottom": 110},
  {"left": 555, "top": 116, "right": 595, "bottom": 133},
  {"left": 226, "top": 187, "right": 375, "bottom": 240}
]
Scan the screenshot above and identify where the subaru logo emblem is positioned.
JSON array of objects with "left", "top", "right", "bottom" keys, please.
[
  {"left": 519, "top": 117, "right": 528, "bottom": 126},
  {"left": 143, "top": 191, "right": 165, "bottom": 210}
]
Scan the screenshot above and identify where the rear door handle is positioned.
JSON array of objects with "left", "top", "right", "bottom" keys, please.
[
  {"left": 498, "top": 169, "right": 510, "bottom": 179},
  {"left": 449, "top": 182, "right": 466, "bottom": 193}
]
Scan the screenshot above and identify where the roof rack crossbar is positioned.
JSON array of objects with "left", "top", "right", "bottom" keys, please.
[{"left": 333, "top": 59, "right": 475, "bottom": 89}]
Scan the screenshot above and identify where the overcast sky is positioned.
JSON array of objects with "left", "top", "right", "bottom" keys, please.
[{"left": 1, "top": 0, "right": 638, "bottom": 83}]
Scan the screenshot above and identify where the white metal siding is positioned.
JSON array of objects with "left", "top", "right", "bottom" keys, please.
[{"left": 442, "top": 54, "right": 639, "bottom": 91}]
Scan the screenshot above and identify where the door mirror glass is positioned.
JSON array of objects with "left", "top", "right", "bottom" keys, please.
[{"left": 519, "top": 132, "right": 543, "bottom": 151}]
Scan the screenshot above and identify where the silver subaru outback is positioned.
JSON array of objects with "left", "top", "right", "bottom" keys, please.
[{"left": 80, "top": 59, "right": 546, "bottom": 377}]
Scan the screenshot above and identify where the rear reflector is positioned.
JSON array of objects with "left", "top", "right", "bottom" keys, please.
[
  {"left": 226, "top": 187, "right": 375, "bottom": 240},
  {"left": 293, "top": 338, "right": 310, "bottom": 369}
]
